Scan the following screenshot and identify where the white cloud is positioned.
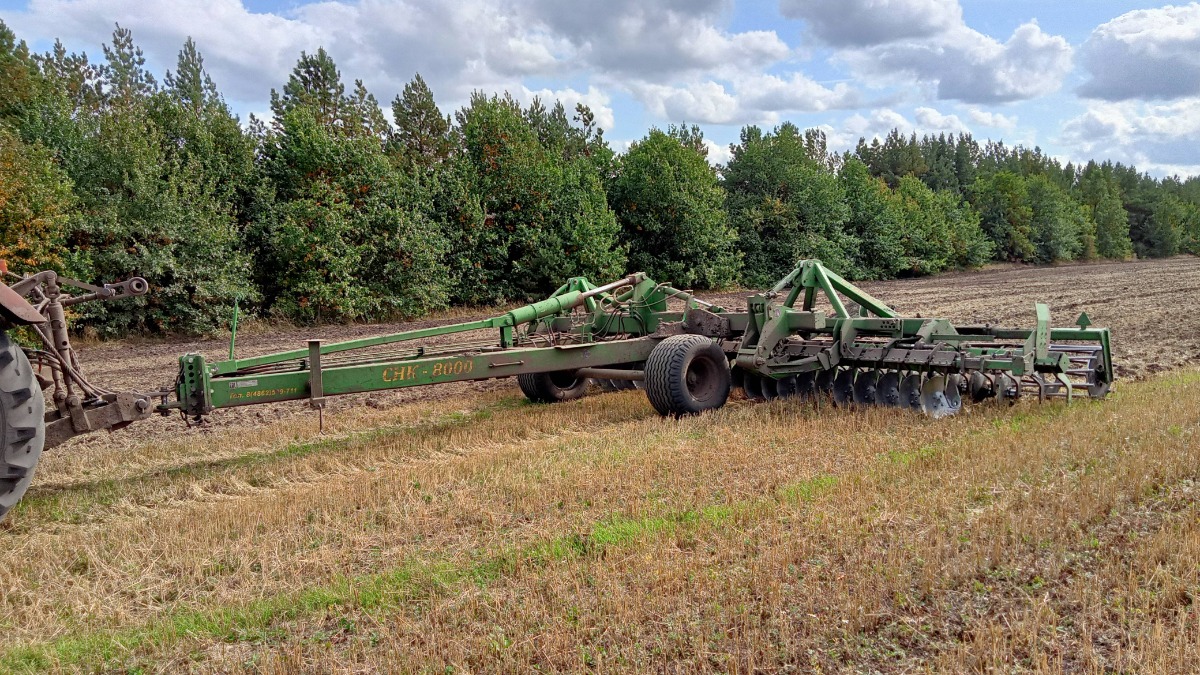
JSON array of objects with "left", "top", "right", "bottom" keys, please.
[
  {"left": 914, "top": 106, "right": 968, "bottom": 134},
  {"left": 1061, "top": 97, "right": 1200, "bottom": 175},
  {"left": 518, "top": 85, "right": 615, "bottom": 130},
  {"left": 793, "top": 0, "right": 1073, "bottom": 104},
  {"left": 526, "top": 0, "right": 790, "bottom": 82},
  {"left": 704, "top": 138, "right": 733, "bottom": 166},
  {"left": 966, "top": 107, "right": 1017, "bottom": 131},
  {"left": 1078, "top": 3, "right": 1200, "bottom": 101},
  {"left": 780, "top": 0, "right": 962, "bottom": 47},
  {"left": 632, "top": 81, "right": 741, "bottom": 124},
  {"left": 630, "top": 72, "right": 860, "bottom": 126},
  {"left": 842, "top": 20, "right": 1073, "bottom": 104}
]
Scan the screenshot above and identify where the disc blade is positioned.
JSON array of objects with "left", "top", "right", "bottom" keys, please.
[
  {"left": 796, "top": 371, "right": 816, "bottom": 401},
  {"left": 996, "top": 373, "right": 1018, "bottom": 403},
  {"left": 743, "top": 373, "right": 765, "bottom": 401},
  {"left": 815, "top": 369, "right": 834, "bottom": 396},
  {"left": 761, "top": 376, "right": 779, "bottom": 401},
  {"left": 875, "top": 371, "right": 902, "bottom": 407},
  {"left": 944, "top": 374, "right": 964, "bottom": 414},
  {"left": 900, "top": 373, "right": 923, "bottom": 410},
  {"left": 776, "top": 374, "right": 799, "bottom": 398},
  {"left": 968, "top": 371, "right": 994, "bottom": 402},
  {"left": 833, "top": 368, "right": 855, "bottom": 406},
  {"left": 921, "top": 375, "right": 953, "bottom": 418},
  {"left": 852, "top": 369, "right": 878, "bottom": 405}
]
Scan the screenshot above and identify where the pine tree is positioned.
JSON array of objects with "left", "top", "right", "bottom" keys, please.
[
  {"left": 1079, "top": 163, "right": 1133, "bottom": 259},
  {"left": 389, "top": 73, "right": 452, "bottom": 171},
  {"left": 163, "top": 38, "right": 218, "bottom": 111},
  {"left": 101, "top": 24, "right": 156, "bottom": 106},
  {"left": 270, "top": 48, "right": 345, "bottom": 129}
]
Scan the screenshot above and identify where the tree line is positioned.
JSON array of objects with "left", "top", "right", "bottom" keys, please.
[{"left": 2, "top": 24, "right": 1197, "bottom": 335}]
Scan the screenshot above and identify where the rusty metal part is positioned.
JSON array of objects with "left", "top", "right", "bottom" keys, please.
[{"left": 1, "top": 268, "right": 153, "bottom": 450}]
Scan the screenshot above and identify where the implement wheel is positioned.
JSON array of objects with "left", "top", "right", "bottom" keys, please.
[
  {"left": 645, "top": 335, "right": 730, "bottom": 417},
  {"left": 0, "top": 332, "right": 46, "bottom": 522},
  {"left": 517, "top": 370, "right": 589, "bottom": 404}
]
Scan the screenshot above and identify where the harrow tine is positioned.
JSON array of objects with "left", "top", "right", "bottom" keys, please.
[{"left": 875, "top": 371, "right": 902, "bottom": 407}]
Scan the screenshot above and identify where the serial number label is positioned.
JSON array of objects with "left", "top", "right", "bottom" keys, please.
[
  {"left": 382, "top": 359, "right": 475, "bottom": 383},
  {"left": 228, "top": 386, "right": 300, "bottom": 401}
]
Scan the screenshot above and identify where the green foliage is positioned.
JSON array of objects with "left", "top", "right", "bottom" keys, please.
[
  {"left": 1025, "top": 174, "right": 1086, "bottom": 263},
  {"left": 388, "top": 74, "right": 453, "bottom": 172},
  {"left": 255, "top": 91, "right": 448, "bottom": 322},
  {"left": 0, "top": 128, "right": 73, "bottom": 270},
  {"left": 48, "top": 27, "right": 254, "bottom": 335},
  {"left": 451, "top": 93, "right": 624, "bottom": 304},
  {"left": 1147, "top": 194, "right": 1185, "bottom": 258},
  {"left": 969, "top": 171, "right": 1035, "bottom": 261},
  {"left": 1079, "top": 164, "right": 1133, "bottom": 259},
  {"left": 0, "top": 20, "right": 39, "bottom": 122},
  {"left": 839, "top": 158, "right": 905, "bottom": 278},
  {"left": 725, "top": 124, "right": 853, "bottom": 285},
  {"left": 855, "top": 130, "right": 928, "bottom": 188},
  {"left": 609, "top": 128, "right": 738, "bottom": 289},
  {"left": 892, "top": 176, "right": 992, "bottom": 274}
]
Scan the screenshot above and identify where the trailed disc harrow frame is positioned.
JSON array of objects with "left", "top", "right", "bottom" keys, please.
[{"left": 0, "top": 260, "right": 1113, "bottom": 520}]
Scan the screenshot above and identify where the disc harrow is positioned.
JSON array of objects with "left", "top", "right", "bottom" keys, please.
[{"left": 0, "top": 259, "right": 1113, "bottom": 521}]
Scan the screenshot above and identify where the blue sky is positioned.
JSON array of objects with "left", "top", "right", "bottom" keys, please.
[{"left": 2, "top": 0, "right": 1198, "bottom": 176}]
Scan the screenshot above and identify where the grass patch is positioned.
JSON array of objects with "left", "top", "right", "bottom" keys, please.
[{"left": 5, "top": 371, "right": 1199, "bottom": 671}]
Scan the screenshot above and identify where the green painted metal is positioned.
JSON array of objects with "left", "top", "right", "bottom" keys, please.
[{"left": 165, "top": 258, "right": 1114, "bottom": 420}]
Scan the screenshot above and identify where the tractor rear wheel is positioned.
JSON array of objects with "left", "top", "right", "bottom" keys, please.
[
  {"left": 517, "top": 370, "right": 589, "bottom": 404},
  {"left": 0, "top": 332, "right": 46, "bottom": 522},
  {"left": 645, "top": 335, "right": 730, "bottom": 417}
]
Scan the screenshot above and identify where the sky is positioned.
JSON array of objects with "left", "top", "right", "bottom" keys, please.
[{"left": 1, "top": 0, "right": 1198, "bottom": 177}]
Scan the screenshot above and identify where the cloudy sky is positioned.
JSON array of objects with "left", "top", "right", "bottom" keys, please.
[{"left": 1, "top": 0, "right": 1198, "bottom": 176}]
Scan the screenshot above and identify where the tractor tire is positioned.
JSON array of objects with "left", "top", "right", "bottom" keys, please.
[
  {"left": 644, "top": 335, "right": 730, "bottom": 417},
  {"left": 517, "top": 370, "right": 589, "bottom": 404},
  {"left": 0, "top": 332, "right": 46, "bottom": 522}
]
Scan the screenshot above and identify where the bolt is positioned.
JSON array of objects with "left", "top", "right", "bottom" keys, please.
[{"left": 135, "top": 399, "right": 150, "bottom": 413}]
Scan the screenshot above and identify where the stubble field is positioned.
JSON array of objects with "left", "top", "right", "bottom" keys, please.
[{"left": 1, "top": 257, "right": 1198, "bottom": 672}]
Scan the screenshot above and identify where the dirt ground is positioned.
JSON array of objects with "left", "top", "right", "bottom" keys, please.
[{"left": 69, "top": 256, "right": 1200, "bottom": 450}]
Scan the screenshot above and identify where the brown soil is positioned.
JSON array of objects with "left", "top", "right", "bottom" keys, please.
[{"left": 69, "top": 256, "right": 1200, "bottom": 450}]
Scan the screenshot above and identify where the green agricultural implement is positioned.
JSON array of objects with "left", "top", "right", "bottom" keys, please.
[{"left": 0, "top": 260, "right": 1113, "bottom": 521}]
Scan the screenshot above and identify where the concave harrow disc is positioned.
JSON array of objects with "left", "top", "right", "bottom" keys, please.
[
  {"left": 875, "top": 371, "right": 903, "bottom": 407},
  {"left": 852, "top": 369, "right": 878, "bottom": 405}
]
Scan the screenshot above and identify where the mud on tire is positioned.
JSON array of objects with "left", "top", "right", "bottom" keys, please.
[
  {"left": 645, "top": 334, "right": 731, "bottom": 417},
  {"left": 0, "top": 332, "right": 46, "bottom": 522}
]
